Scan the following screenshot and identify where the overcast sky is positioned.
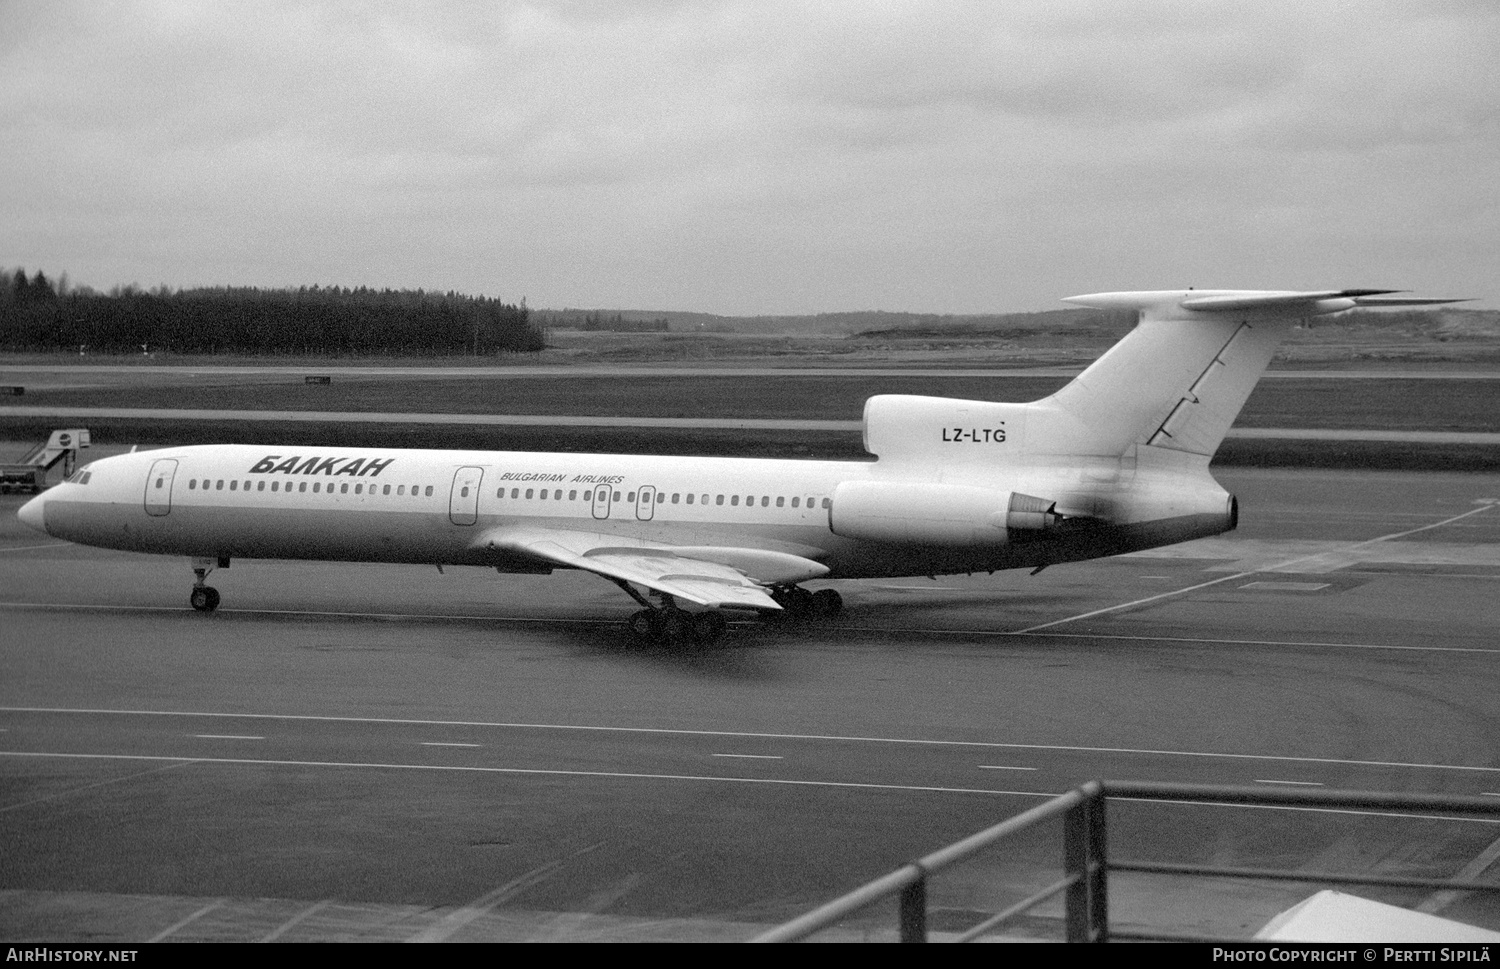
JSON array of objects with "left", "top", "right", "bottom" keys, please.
[{"left": 3, "top": 1, "right": 1496, "bottom": 314}]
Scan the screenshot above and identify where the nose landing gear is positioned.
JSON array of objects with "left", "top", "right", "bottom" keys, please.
[{"left": 189, "top": 556, "right": 226, "bottom": 612}]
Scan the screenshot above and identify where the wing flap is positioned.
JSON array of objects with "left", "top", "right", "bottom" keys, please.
[{"left": 474, "top": 525, "right": 803, "bottom": 611}]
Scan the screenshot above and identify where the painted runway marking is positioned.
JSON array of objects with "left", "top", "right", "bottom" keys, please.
[
  {"left": 7, "top": 705, "right": 1499, "bottom": 776},
  {"left": 979, "top": 765, "right": 1039, "bottom": 771},
  {"left": 0, "top": 750, "right": 1044, "bottom": 798},
  {"left": 0, "top": 601, "right": 616, "bottom": 625},
  {"left": 1239, "top": 581, "right": 1330, "bottom": 592},
  {"left": 2, "top": 602, "right": 1494, "bottom": 654},
  {"left": 1416, "top": 830, "right": 1500, "bottom": 916},
  {"left": 712, "top": 753, "right": 782, "bottom": 760},
  {"left": 147, "top": 898, "right": 226, "bottom": 943},
  {"left": 0, "top": 760, "right": 192, "bottom": 814},
  {"left": 1254, "top": 779, "right": 1325, "bottom": 787},
  {"left": 851, "top": 626, "right": 1500, "bottom": 655},
  {"left": 422, "top": 742, "right": 481, "bottom": 748},
  {"left": 0, "top": 543, "right": 70, "bottom": 554},
  {"left": 404, "top": 844, "right": 602, "bottom": 943},
  {"left": 5, "top": 750, "right": 1495, "bottom": 826},
  {"left": 193, "top": 734, "right": 263, "bottom": 740},
  {"left": 259, "top": 899, "right": 332, "bottom": 944},
  {"left": 1013, "top": 503, "right": 1497, "bottom": 633}
]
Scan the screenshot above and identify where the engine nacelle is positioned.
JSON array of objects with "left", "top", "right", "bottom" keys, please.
[{"left": 829, "top": 481, "right": 1060, "bottom": 547}]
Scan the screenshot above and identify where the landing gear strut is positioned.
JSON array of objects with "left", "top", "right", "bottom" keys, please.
[
  {"left": 189, "top": 556, "right": 224, "bottom": 612},
  {"left": 612, "top": 581, "right": 728, "bottom": 646}
]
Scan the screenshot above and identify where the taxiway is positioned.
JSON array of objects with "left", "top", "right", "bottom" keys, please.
[{"left": 2, "top": 468, "right": 1499, "bottom": 941}]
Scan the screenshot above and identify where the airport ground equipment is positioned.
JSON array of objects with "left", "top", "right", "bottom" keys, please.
[
  {"left": 0, "top": 428, "right": 89, "bottom": 493},
  {"left": 754, "top": 782, "right": 1500, "bottom": 943}
]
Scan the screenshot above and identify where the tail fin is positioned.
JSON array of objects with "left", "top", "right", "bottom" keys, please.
[
  {"left": 860, "top": 289, "right": 1467, "bottom": 466},
  {"left": 1046, "top": 289, "right": 1465, "bottom": 458}
]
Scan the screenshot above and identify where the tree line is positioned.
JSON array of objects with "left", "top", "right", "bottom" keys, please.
[
  {"left": 0, "top": 269, "right": 543, "bottom": 355},
  {"left": 532, "top": 309, "right": 671, "bottom": 333}
]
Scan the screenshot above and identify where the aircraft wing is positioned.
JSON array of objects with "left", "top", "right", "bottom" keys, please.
[{"left": 473, "top": 525, "right": 831, "bottom": 611}]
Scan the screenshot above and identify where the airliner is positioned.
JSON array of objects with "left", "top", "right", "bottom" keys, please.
[{"left": 16, "top": 289, "right": 1462, "bottom": 645}]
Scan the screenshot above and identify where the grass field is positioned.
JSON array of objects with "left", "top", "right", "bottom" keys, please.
[
  {"left": 10, "top": 372, "right": 1500, "bottom": 431},
  {"left": 3, "top": 368, "right": 1497, "bottom": 470}
]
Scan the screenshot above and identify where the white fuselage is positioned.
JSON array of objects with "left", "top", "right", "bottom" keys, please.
[{"left": 23, "top": 440, "right": 1234, "bottom": 582}]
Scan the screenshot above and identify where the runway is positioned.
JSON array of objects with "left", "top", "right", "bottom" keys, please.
[{"left": 2, "top": 468, "right": 1500, "bottom": 941}]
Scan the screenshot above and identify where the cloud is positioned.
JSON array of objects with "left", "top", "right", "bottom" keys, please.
[{"left": 2, "top": 0, "right": 1496, "bottom": 311}]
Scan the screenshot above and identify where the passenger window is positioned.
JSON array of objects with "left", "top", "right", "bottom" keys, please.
[
  {"left": 715, "top": 495, "right": 724, "bottom": 505},
  {"left": 155, "top": 478, "right": 164, "bottom": 489},
  {"left": 671, "top": 493, "right": 679, "bottom": 504},
  {"left": 459, "top": 486, "right": 468, "bottom": 497},
  {"left": 313, "top": 482, "right": 321, "bottom": 493},
  {"left": 761, "top": 496, "right": 769, "bottom": 507},
  {"left": 189, "top": 479, "right": 197, "bottom": 490},
  {"left": 776, "top": 496, "right": 784, "bottom": 507},
  {"left": 356, "top": 484, "right": 364, "bottom": 494},
  {"left": 270, "top": 481, "right": 278, "bottom": 492},
  {"left": 822, "top": 497, "right": 830, "bottom": 508},
  {"left": 383, "top": 485, "right": 391, "bottom": 495},
  {"left": 511, "top": 488, "right": 519, "bottom": 498},
  {"left": 425, "top": 485, "right": 433, "bottom": 496},
  {"left": 569, "top": 490, "right": 577, "bottom": 500},
  {"left": 792, "top": 497, "right": 800, "bottom": 507},
  {"left": 229, "top": 481, "right": 237, "bottom": 491},
  {"left": 525, "top": 488, "right": 534, "bottom": 499},
  {"left": 398, "top": 485, "right": 405, "bottom": 495},
  {"left": 731, "top": 495, "right": 739, "bottom": 506},
  {"left": 627, "top": 492, "right": 635, "bottom": 502},
  {"left": 686, "top": 494, "right": 694, "bottom": 505},
  {"left": 583, "top": 489, "right": 592, "bottom": 500}
]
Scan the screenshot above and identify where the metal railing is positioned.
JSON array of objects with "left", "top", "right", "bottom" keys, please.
[{"left": 750, "top": 780, "right": 1500, "bottom": 943}]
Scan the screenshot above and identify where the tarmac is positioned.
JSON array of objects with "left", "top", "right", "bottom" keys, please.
[{"left": 3, "top": 467, "right": 1499, "bottom": 941}]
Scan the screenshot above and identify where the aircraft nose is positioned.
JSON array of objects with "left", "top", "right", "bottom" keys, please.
[{"left": 17, "top": 492, "right": 47, "bottom": 534}]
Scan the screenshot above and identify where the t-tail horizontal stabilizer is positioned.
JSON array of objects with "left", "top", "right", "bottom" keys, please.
[{"left": 1047, "top": 289, "right": 1470, "bottom": 458}]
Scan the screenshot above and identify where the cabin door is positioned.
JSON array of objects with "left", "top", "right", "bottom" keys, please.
[
  {"left": 449, "top": 467, "right": 483, "bottom": 525},
  {"left": 591, "top": 484, "right": 612, "bottom": 520},
  {"left": 635, "top": 485, "right": 656, "bottom": 521},
  {"left": 144, "top": 459, "right": 178, "bottom": 517}
]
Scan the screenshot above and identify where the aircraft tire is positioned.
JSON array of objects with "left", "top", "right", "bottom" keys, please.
[
  {"left": 775, "top": 586, "right": 814, "bottom": 619},
  {"left": 659, "top": 609, "right": 691, "bottom": 645},
  {"left": 190, "top": 586, "right": 220, "bottom": 612},
  {"left": 626, "top": 609, "right": 659, "bottom": 644},
  {"left": 691, "top": 610, "right": 727, "bottom": 645},
  {"left": 810, "top": 588, "right": 842, "bottom": 618}
]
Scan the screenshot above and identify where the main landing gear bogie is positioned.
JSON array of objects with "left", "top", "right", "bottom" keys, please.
[
  {"left": 770, "top": 585, "right": 842, "bottom": 620},
  {"left": 627, "top": 607, "right": 729, "bottom": 647}
]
